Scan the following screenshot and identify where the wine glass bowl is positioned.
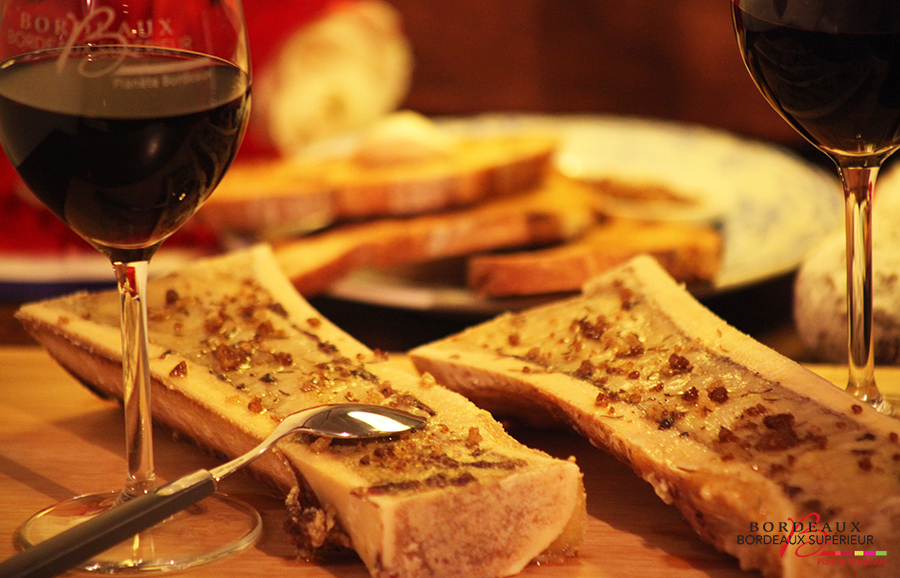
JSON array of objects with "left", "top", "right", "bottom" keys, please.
[
  {"left": 0, "top": 21, "right": 250, "bottom": 262},
  {"left": 733, "top": 0, "right": 899, "bottom": 413},
  {"left": 733, "top": 1, "right": 900, "bottom": 159},
  {"left": 0, "top": 0, "right": 257, "bottom": 571}
]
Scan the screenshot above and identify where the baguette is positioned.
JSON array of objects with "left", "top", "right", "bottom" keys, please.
[
  {"left": 15, "top": 244, "right": 586, "bottom": 578},
  {"left": 273, "top": 173, "right": 601, "bottom": 296},
  {"left": 467, "top": 218, "right": 723, "bottom": 297},
  {"left": 196, "top": 129, "right": 558, "bottom": 237},
  {"left": 410, "top": 255, "right": 900, "bottom": 578}
]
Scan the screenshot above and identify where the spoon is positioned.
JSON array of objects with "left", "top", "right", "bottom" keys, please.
[{"left": 0, "top": 403, "right": 425, "bottom": 578}]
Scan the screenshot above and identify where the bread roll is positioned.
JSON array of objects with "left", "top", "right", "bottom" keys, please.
[
  {"left": 794, "top": 168, "right": 900, "bottom": 363},
  {"left": 251, "top": 0, "right": 413, "bottom": 154}
]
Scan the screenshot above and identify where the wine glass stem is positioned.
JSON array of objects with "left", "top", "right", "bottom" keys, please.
[
  {"left": 113, "top": 260, "right": 159, "bottom": 502},
  {"left": 838, "top": 164, "right": 881, "bottom": 403}
]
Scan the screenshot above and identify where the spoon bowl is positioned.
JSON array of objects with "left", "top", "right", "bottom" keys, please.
[{"left": 211, "top": 403, "right": 426, "bottom": 481}]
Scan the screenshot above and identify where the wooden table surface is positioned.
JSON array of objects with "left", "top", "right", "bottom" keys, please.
[{"left": 1, "top": 345, "right": 898, "bottom": 578}]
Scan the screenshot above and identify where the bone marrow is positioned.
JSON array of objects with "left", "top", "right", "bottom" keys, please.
[
  {"left": 410, "top": 255, "right": 900, "bottom": 578},
  {"left": 16, "top": 244, "right": 586, "bottom": 578}
]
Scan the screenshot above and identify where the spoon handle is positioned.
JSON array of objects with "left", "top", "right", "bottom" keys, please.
[{"left": 0, "top": 471, "right": 216, "bottom": 578}]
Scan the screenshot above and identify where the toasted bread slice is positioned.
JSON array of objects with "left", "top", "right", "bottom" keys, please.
[
  {"left": 571, "top": 176, "right": 726, "bottom": 224},
  {"left": 15, "top": 245, "right": 586, "bottom": 578},
  {"left": 273, "top": 173, "right": 601, "bottom": 296},
  {"left": 410, "top": 255, "right": 900, "bottom": 578},
  {"left": 196, "top": 131, "right": 557, "bottom": 237},
  {"left": 467, "top": 218, "right": 723, "bottom": 297}
]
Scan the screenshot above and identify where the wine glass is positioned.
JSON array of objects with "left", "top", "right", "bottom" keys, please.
[
  {"left": 732, "top": 0, "right": 899, "bottom": 414},
  {"left": 0, "top": 0, "right": 257, "bottom": 571}
]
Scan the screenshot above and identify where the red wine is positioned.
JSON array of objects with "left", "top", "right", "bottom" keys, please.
[
  {"left": 733, "top": 1, "right": 900, "bottom": 158},
  {"left": 0, "top": 47, "right": 250, "bottom": 261}
]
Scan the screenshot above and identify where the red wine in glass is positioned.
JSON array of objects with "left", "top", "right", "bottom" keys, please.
[
  {"left": 734, "top": 0, "right": 900, "bottom": 412},
  {"left": 734, "top": 1, "right": 900, "bottom": 156},
  {"left": 0, "top": 47, "right": 250, "bottom": 263}
]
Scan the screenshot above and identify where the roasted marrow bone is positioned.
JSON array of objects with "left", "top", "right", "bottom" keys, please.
[
  {"left": 410, "top": 255, "right": 900, "bottom": 578},
  {"left": 16, "top": 244, "right": 585, "bottom": 578}
]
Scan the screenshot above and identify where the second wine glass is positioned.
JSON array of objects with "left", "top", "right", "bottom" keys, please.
[
  {"left": 733, "top": 0, "right": 900, "bottom": 414},
  {"left": 0, "top": 0, "right": 257, "bottom": 572}
]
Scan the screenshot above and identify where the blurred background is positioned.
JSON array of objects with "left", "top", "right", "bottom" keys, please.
[
  {"left": 0, "top": 0, "right": 830, "bottom": 354},
  {"left": 241, "top": 0, "right": 816, "bottom": 158},
  {"left": 388, "top": 0, "right": 805, "bottom": 151}
]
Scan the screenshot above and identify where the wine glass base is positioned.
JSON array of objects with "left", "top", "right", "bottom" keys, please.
[
  {"left": 870, "top": 396, "right": 894, "bottom": 417},
  {"left": 16, "top": 490, "right": 262, "bottom": 573}
]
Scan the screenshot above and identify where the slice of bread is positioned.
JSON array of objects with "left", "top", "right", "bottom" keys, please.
[
  {"left": 272, "top": 173, "right": 601, "bottom": 296},
  {"left": 196, "top": 129, "right": 558, "bottom": 237},
  {"left": 15, "top": 245, "right": 586, "bottom": 578},
  {"left": 467, "top": 218, "right": 723, "bottom": 297},
  {"left": 410, "top": 255, "right": 900, "bottom": 578},
  {"left": 571, "top": 176, "right": 726, "bottom": 224}
]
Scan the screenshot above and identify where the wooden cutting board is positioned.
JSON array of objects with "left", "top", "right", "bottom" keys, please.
[{"left": 2, "top": 346, "right": 898, "bottom": 577}]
